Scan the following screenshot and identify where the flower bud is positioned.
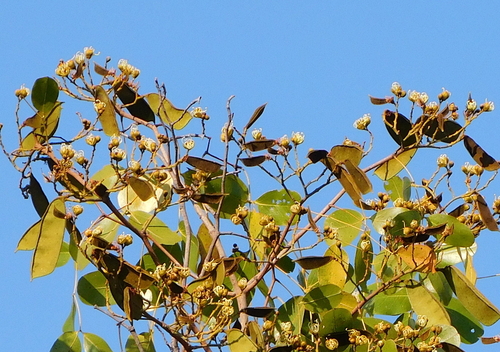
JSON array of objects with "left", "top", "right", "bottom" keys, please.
[
  {"left": 74, "top": 51, "right": 85, "bottom": 65},
  {"left": 231, "top": 214, "right": 243, "bottom": 225},
  {"left": 252, "top": 128, "right": 263, "bottom": 140},
  {"left": 86, "top": 134, "right": 101, "bottom": 146},
  {"left": 110, "top": 147, "right": 126, "bottom": 161},
  {"left": 91, "top": 227, "right": 102, "bottom": 236},
  {"left": 183, "top": 137, "right": 195, "bottom": 150},
  {"left": 60, "top": 143, "right": 76, "bottom": 159},
  {"left": 14, "top": 84, "right": 30, "bottom": 99},
  {"left": 291, "top": 131, "right": 305, "bottom": 145},
  {"left": 191, "top": 107, "right": 209, "bottom": 119},
  {"left": 117, "top": 234, "right": 133, "bottom": 246},
  {"left": 417, "top": 315, "right": 428, "bottom": 327},
  {"left": 325, "top": 338, "right": 339, "bottom": 350},
  {"left": 129, "top": 125, "right": 141, "bottom": 140},
  {"left": 425, "top": 101, "right": 439, "bottom": 114},
  {"left": 236, "top": 205, "right": 249, "bottom": 219},
  {"left": 466, "top": 98, "right": 477, "bottom": 112},
  {"left": 437, "top": 154, "right": 449, "bottom": 168},
  {"left": 481, "top": 99, "right": 495, "bottom": 112},
  {"left": 84, "top": 46, "right": 95, "bottom": 59},
  {"left": 109, "top": 135, "right": 122, "bottom": 149},
  {"left": 72, "top": 205, "right": 84, "bottom": 216},
  {"left": 408, "top": 90, "right": 420, "bottom": 103},
  {"left": 262, "top": 320, "right": 274, "bottom": 331},
  {"left": 353, "top": 114, "right": 371, "bottom": 130},
  {"left": 418, "top": 92, "right": 429, "bottom": 105},
  {"left": 143, "top": 138, "right": 157, "bottom": 153},
  {"left": 55, "top": 61, "right": 71, "bottom": 77},
  {"left": 391, "top": 82, "right": 405, "bottom": 97},
  {"left": 237, "top": 277, "right": 247, "bottom": 289},
  {"left": 220, "top": 123, "right": 234, "bottom": 142},
  {"left": 75, "top": 150, "right": 87, "bottom": 166},
  {"left": 128, "top": 160, "right": 142, "bottom": 173},
  {"left": 438, "top": 88, "right": 451, "bottom": 102},
  {"left": 279, "top": 135, "right": 290, "bottom": 148},
  {"left": 93, "top": 99, "right": 107, "bottom": 114}
]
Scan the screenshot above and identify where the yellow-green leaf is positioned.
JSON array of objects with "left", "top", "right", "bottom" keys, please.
[
  {"left": 17, "top": 220, "right": 42, "bottom": 251},
  {"left": 374, "top": 149, "right": 417, "bottom": 181},
  {"left": 146, "top": 93, "right": 192, "bottom": 130},
  {"left": 227, "top": 329, "right": 259, "bottom": 352},
  {"left": 31, "top": 198, "right": 67, "bottom": 279},
  {"left": 50, "top": 331, "right": 81, "bottom": 352},
  {"left": 329, "top": 145, "right": 363, "bottom": 166},
  {"left": 94, "top": 85, "right": 119, "bottom": 136},
  {"left": 407, "top": 284, "right": 450, "bottom": 326}
]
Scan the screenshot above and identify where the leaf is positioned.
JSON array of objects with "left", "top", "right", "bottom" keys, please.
[
  {"left": 83, "top": 332, "right": 113, "bottom": 352},
  {"left": 254, "top": 189, "right": 300, "bottom": 225},
  {"left": 31, "top": 198, "right": 67, "bottom": 279},
  {"left": 371, "top": 207, "right": 411, "bottom": 235},
  {"left": 354, "top": 236, "right": 373, "bottom": 283},
  {"left": 62, "top": 301, "right": 76, "bottom": 333},
  {"left": 383, "top": 110, "right": 420, "bottom": 148},
  {"left": 50, "top": 331, "right": 81, "bottom": 352},
  {"left": 277, "top": 296, "right": 304, "bottom": 335},
  {"left": 21, "top": 102, "right": 63, "bottom": 150},
  {"left": 445, "top": 266, "right": 500, "bottom": 326},
  {"left": 316, "top": 245, "right": 349, "bottom": 289},
  {"left": 129, "top": 211, "right": 181, "bottom": 245},
  {"left": 185, "top": 156, "right": 222, "bottom": 173},
  {"left": 463, "top": 135, "right": 500, "bottom": 171},
  {"left": 475, "top": 193, "right": 499, "bottom": 231},
  {"left": 307, "top": 149, "right": 328, "bottom": 163},
  {"left": 436, "top": 242, "right": 477, "bottom": 267},
  {"left": 374, "top": 149, "right": 417, "bottom": 181},
  {"left": 343, "top": 159, "right": 372, "bottom": 194},
  {"left": 77, "top": 271, "right": 116, "bottom": 306},
  {"left": 93, "top": 62, "right": 110, "bottom": 76},
  {"left": 333, "top": 165, "right": 362, "bottom": 206},
  {"left": 427, "top": 214, "right": 475, "bottom": 246},
  {"left": 146, "top": 93, "right": 192, "bottom": 130},
  {"left": 302, "top": 284, "right": 343, "bottom": 313},
  {"left": 396, "top": 244, "right": 436, "bottom": 273},
  {"left": 31, "top": 77, "right": 59, "bottom": 114},
  {"left": 329, "top": 145, "right": 363, "bottom": 166},
  {"left": 29, "top": 174, "right": 49, "bottom": 217},
  {"left": 17, "top": 220, "right": 42, "bottom": 251},
  {"left": 239, "top": 155, "right": 267, "bottom": 167},
  {"left": 244, "top": 103, "right": 267, "bottom": 133},
  {"left": 369, "top": 95, "right": 393, "bottom": 105},
  {"left": 243, "top": 139, "right": 276, "bottom": 152},
  {"left": 445, "top": 297, "right": 484, "bottom": 344},
  {"left": 384, "top": 176, "right": 411, "bottom": 202},
  {"left": 372, "top": 287, "right": 411, "bottom": 315},
  {"left": 114, "top": 81, "right": 155, "bottom": 122},
  {"left": 425, "top": 271, "right": 453, "bottom": 305},
  {"left": 227, "top": 329, "right": 259, "bottom": 352},
  {"left": 407, "top": 284, "right": 450, "bottom": 326},
  {"left": 293, "top": 256, "right": 333, "bottom": 270},
  {"left": 94, "top": 86, "right": 119, "bottom": 137},
  {"left": 125, "top": 332, "right": 157, "bottom": 352},
  {"left": 98, "top": 253, "right": 157, "bottom": 290},
  {"left": 241, "top": 307, "right": 275, "bottom": 318},
  {"left": 422, "top": 119, "right": 463, "bottom": 143},
  {"left": 319, "top": 308, "right": 353, "bottom": 336},
  {"left": 324, "top": 209, "right": 363, "bottom": 246}
]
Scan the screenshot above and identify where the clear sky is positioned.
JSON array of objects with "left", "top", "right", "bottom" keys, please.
[{"left": 2, "top": 1, "right": 500, "bottom": 351}]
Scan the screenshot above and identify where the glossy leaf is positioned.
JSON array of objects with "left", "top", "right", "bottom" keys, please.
[
  {"left": 50, "top": 331, "right": 81, "bottom": 352},
  {"left": 146, "top": 93, "right": 192, "bottom": 130},
  {"left": 372, "top": 287, "right": 411, "bottom": 315},
  {"left": 384, "top": 176, "right": 411, "bottom": 202},
  {"left": 227, "top": 329, "right": 259, "bottom": 352},
  {"left": 445, "top": 266, "right": 500, "bottom": 326},
  {"left": 463, "top": 135, "right": 500, "bottom": 171},
  {"left": 383, "top": 110, "right": 420, "bottom": 148},
  {"left": 31, "top": 198, "right": 66, "bottom": 279},
  {"left": 243, "top": 103, "right": 267, "bottom": 133},
  {"left": 436, "top": 242, "right": 477, "bottom": 267},
  {"left": 29, "top": 174, "right": 49, "bottom": 217},
  {"left": 94, "top": 85, "right": 119, "bottom": 136},
  {"left": 329, "top": 145, "right": 363, "bottom": 166},
  {"left": 83, "top": 333, "right": 113, "bottom": 352},
  {"left": 185, "top": 156, "right": 222, "bottom": 173},
  {"left": 31, "top": 77, "right": 59, "bottom": 114},
  {"left": 475, "top": 193, "right": 499, "bottom": 231},
  {"left": 302, "top": 284, "right": 343, "bottom": 313},
  {"left": 374, "top": 149, "right": 417, "bottom": 181},
  {"left": 114, "top": 81, "right": 155, "bottom": 122},
  {"left": 427, "top": 214, "right": 475, "bottom": 247},
  {"left": 293, "top": 256, "right": 333, "bottom": 270},
  {"left": 77, "top": 271, "right": 116, "bottom": 306},
  {"left": 446, "top": 298, "right": 484, "bottom": 344},
  {"left": 254, "top": 189, "right": 300, "bottom": 225},
  {"left": 129, "top": 211, "right": 181, "bottom": 245},
  {"left": 324, "top": 209, "right": 363, "bottom": 245},
  {"left": 407, "top": 284, "right": 450, "bottom": 326},
  {"left": 125, "top": 332, "right": 157, "bottom": 352}
]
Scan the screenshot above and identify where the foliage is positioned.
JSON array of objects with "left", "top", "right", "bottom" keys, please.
[{"left": 4, "top": 49, "right": 500, "bottom": 352}]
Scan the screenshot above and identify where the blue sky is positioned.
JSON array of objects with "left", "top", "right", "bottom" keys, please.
[{"left": 2, "top": 1, "right": 500, "bottom": 351}]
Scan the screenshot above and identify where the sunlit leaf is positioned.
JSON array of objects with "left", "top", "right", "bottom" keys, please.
[
  {"left": 277, "top": 296, "right": 304, "bottom": 335},
  {"left": 17, "top": 219, "right": 42, "bottom": 251},
  {"left": 146, "top": 93, "right": 192, "bottom": 130},
  {"left": 62, "top": 301, "right": 77, "bottom": 333},
  {"left": 114, "top": 81, "right": 155, "bottom": 122},
  {"left": 77, "top": 271, "right": 116, "bottom": 306},
  {"left": 227, "top": 329, "right": 259, "bottom": 352},
  {"left": 21, "top": 102, "right": 63, "bottom": 150},
  {"left": 444, "top": 266, "right": 500, "bottom": 326},
  {"left": 384, "top": 176, "right": 411, "bottom": 202},
  {"left": 129, "top": 176, "right": 155, "bottom": 201},
  {"left": 49, "top": 331, "right": 81, "bottom": 352},
  {"left": 129, "top": 211, "right": 181, "bottom": 245},
  {"left": 372, "top": 286, "right": 411, "bottom": 315},
  {"left": 94, "top": 85, "right": 119, "bottom": 136},
  {"left": 125, "top": 332, "right": 157, "bottom": 352},
  {"left": 83, "top": 332, "right": 113, "bottom": 352},
  {"left": 31, "top": 77, "right": 59, "bottom": 114},
  {"left": 319, "top": 308, "right": 353, "bottom": 336},
  {"left": 329, "top": 145, "right": 363, "bottom": 166},
  {"left": 446, "top": 297, "right": 484, "bottom": 344},
  {"left": 374, "top": 149, "right": 417, "bottom": 181},
  {"left": 333, "top": 165, "right": 362, "bottom": 206},
  {"left": 302, "top": 284, "right": 342, "bottom": 313},
  {"left": 427, "top": 214, "right": 475, "bottom": 247},
  {"left": 324, "top": 209, "right": 363, "bottom": 246},
  {"left": 407, "top": 284, "right": 450, "bottom": 326},
  {"left": 463, "top": 135, "right": 500, "bottom": 171},
  {"left": 254, "top": 189, "right": 300, "bottom": 225},
  {"left": 371, "top": 207, "right": 411, "bottom": 235},
  {"left": 396, "top": 244, "right": 436, "bottom": 273},
  {"left": 343, "top": 159, "right": 372, "bottom": 194},
  {"left": 354, "top": 236, "right": 372, "bottom": 283},
  {"left": 31, "top": 198, "right": 67, "bottom": 279},
  {"left": 436, "top": 242, "right": 477, "bottom": 267},
  {"left": 316, "top": 245, "right": 349, "bottom": 289}
]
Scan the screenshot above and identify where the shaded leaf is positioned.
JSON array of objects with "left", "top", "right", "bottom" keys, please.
[
  {"left": 93, "top": 62, "right": 110, "bottom": 76},
  {"left": 94, "top": 86, "right": 119, "bottom": 137},
  {"left": 240, "top": 155, "right": 267, "bottom": 167},
  {"left": 306, "top": 149, "right": 328, "bottom": 163},
  {"left": 185, "top": 156, "right": 222, "bottom": 173},
  {"left": 354, "top": 236, "right": 372, "bottom": 284},
  {"left": 114, "top": 81, "right": 155, "bottom": 122},
  {"left": 244, "top": 139, "right": 276, "bottom": 152},
  {"left": 475, "top": 193, "right": 499, "bottom": 231},
  {"left": 191, "top": 193, "right": 225, "bottom": 204},
  {"left": 372, "top": 287, "right": 411, "bottom": 315},
  {"left": 446, "top": 297, "right": 483, "bottom": 344},
  {"left": 241, "top": 307, "right": 275, "bottom": 318},
  {"left": 29, "top": 174, "right": 49, "bottom": 217},
  {"left": 319, "top": 308, "right": 353, "bottom": 336},
  {"left": 62, "top": 301, "right": 76, "bottom": 333},
  {"left": 244, "top": 103, "right": 267, "bottom": 133},
  {"left": 125, "top": 332, "right": 157, "bottom": 352},
  {"left": 129, "top": 176, "right": 155, "bottom": 201},
  {"left": 374, "top": 148, "right": 417, "bottom": 180},
  {"left": 293, "top": 256, "right": 333, "bottom": 270},
  {"left": 463, "top": 135, "right": 500, "bottom": 171},
  {"left": 98, "top": 252, "right": 157, "bottom": 290},
  {"left": 383, "top": 110, "right": 420, "bottom": 148},
  {"left": 277, "top": 296, "right": 304, "bottom": 335},
  {"left": 77, "top": 271, "right": 116, "bottom": 306},
  {"left": 422, "top": 118, "right": 462, "bottom": 143},
  {"left": 369, "top": 95, "right": 393, "bottom": 105},
  {"left": 333, "top": 165, "right": 362, "bottom": 206}
]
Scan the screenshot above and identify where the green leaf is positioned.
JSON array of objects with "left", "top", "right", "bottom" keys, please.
[
  {"left": 316, "top": 245, "right": 349, "bottom": 289},
  {"left": 446, "top": 298, "right": 484, "bottom": 344},
  {"left": 302, "top": 284, "right": 342, "bottom": 313},
  {"left": 146, "top": 93, "right": 193, "bottom": 130},
  {"left": 324, "top": 209, "right": 363, "bottom": 246},
  {"left": 227, "top": 329, "right": 259, "bottom": 352},
  {"left": 91, "top": 164, "right": 121, "bottom": 189},
  {"left": 371, "top": 207, "right": 411, "bottom": 235},
  {"left": 276, "top": 255, "right": 295, "bottom": 273},
  {"left": 254, "top": 189, "right": 300, "bottom": 225},
  {"left": 319, "top": 308, "right": 353, "bottom": 336},
  {"left": 329, "top": 145, "right": 363, "bottom": 166},
  {"left": 381, "top": 339, "right": 398, "bottom": 352},
  {"left": 125, "top": 332, "right": 157, "bottom": 352},
  {"left": 62, "top": 301, "right": 76, "bottom": 333},
  {"left": 427, "top": 214, "right": 475, "bottom": 247},
  {"left": 372, "top": 287, "right": 411, "bottom": 315},
  {"left": 445, "top": 266, "right": 500, "bottom": 326},
  {"left": 205, "top": 173, "right": 249, "bottom": 218},
  {"left": 31, "top": 198, "right": 67, "bottom": 279},
  {"left": 425, "top": 271, "right": 453, "bottom": 305},
  {"left": 94, "top": 85, "right": 119, "bottom": 137},
  {"left": 83, "top": 332, "right": 113, "bottom": 352},
  {"left": 354, "top": 236, "right": 372, "bottom": 285},
  {"left": 277, "top": 296, "right": 304, "bottom": 335},
  {"left": 50, "top": 331, "right": 81, "bottom": 352},
  {"left": 17, "top": 220, "right": 42, "bottom": 251},
  {"left": 21, "top": 102, "right": 63, "bottom": 150},
  {"left": 32, "top": 77, "right": 59, "bottom": 114},
  {"left": 374, "top": 149, "right": 417, "bottom": 181},
  {"left": 56, "top": 241, "right": 71, "bottom": 267},
  {"left": 114, "top": 81, "right": 155, "bottom": 122},
  {"left": 77, "top": 271, "right": 116, "bottom": 306},
  {"left": 384, "top": 176, "right": 411, "bottom": 202},
  {"left": 129, "top": 211, "right": 181, "bottom": 245},
  {"left": 407, "top": 284, "right": 450, "bottom": 326}
]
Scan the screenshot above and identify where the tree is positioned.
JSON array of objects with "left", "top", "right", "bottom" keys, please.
[{"left": 3, "top": 47, "right": 500, "bottom": 352}]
